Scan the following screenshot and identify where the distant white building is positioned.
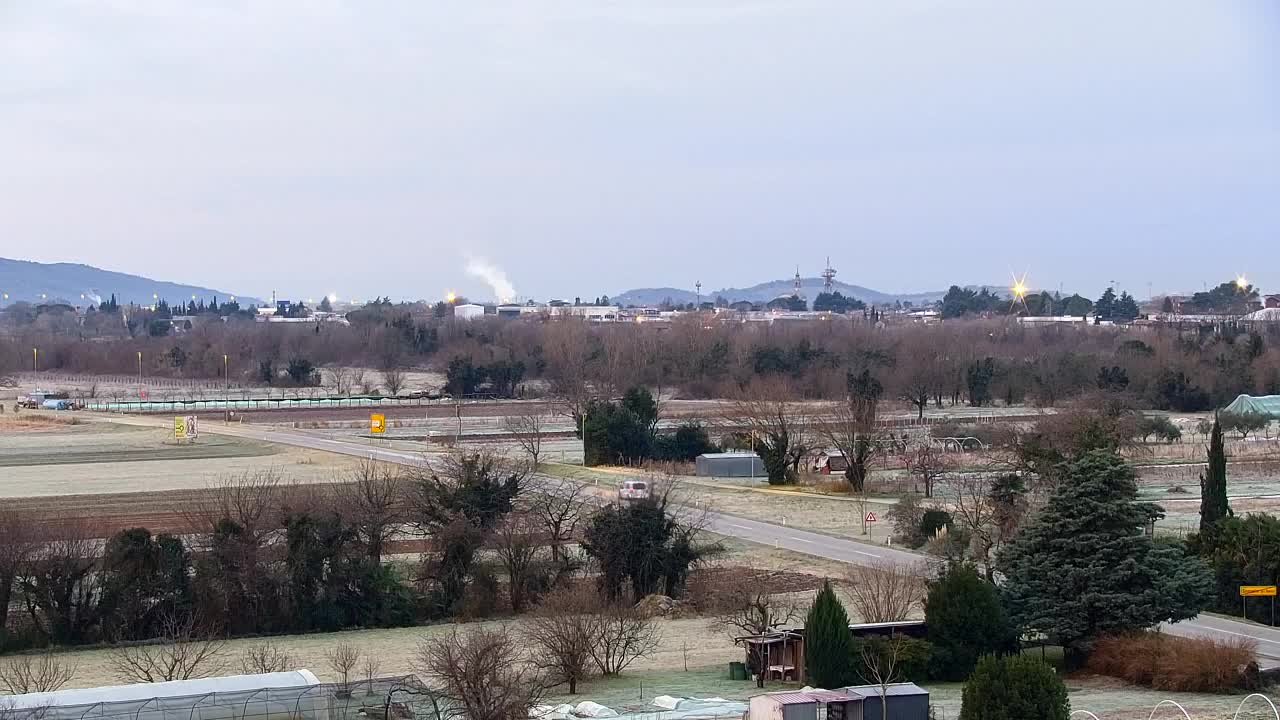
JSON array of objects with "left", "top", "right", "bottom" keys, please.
[{"left": 454, "top": 303, "right": 485, "bottom": 321}]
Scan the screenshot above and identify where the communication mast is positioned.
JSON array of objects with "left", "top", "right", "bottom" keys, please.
[
  {"left": 695, "top": 280, "right": 702, "bottom": 307},
  {"left": 821, "top": 257, "right": 837, "bottom": 293}
]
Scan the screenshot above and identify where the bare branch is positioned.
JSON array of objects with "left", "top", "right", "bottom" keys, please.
[
  {"left": 415, "top": 627, "right": 547, "bottom": 720},
  {"left": 106, "top": 616, "right": 227, "bottom": 683},
  {"left": 239, "top": 641, "right": 294, "bottom": 674},
  {"left": 845, "top": 560, "right": 926, "bottom": 623},
  {"left": 0, "top": 651, "right": 76, "bottom": 694}
]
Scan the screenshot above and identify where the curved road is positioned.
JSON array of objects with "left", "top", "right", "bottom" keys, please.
[{"left": 93, "top": 414, "right": 1280, "bottom": 668}]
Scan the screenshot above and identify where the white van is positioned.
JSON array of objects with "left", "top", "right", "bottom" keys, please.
[{"left": 618, "top": 479, "right": 650, "bottom": 501}]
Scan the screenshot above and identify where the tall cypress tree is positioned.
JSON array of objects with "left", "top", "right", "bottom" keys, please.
[
  {"left": 1199, "top": 416, "right": 1230, "bottom": 534},
  {"left": 804, "top": 579, "right": 857, "bottom": 688}
]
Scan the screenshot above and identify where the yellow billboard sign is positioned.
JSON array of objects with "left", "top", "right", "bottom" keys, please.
[
  {"left": 1240, "top": 585, "right": 1277, "bottom": 597},
  {"left": 174, "top": 415, "right": 198, "bottom": 440},
  {"left": 370, "top": 413, "right": 385, "bottom": 434}
]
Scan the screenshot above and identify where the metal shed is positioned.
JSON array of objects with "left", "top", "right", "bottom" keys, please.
[
  {"left": 696, "top": 452, "right": 765, "bottom": 478},
  {"left": 844, "top": 683, "right": 930, "bottom": 720},
  {"left": 749, "top": 690, "right": 863, "bottom": 720}
]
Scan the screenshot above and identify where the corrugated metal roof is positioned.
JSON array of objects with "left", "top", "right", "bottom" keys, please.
[
  {"left": 759, "top": 691, "right": 860, "bottom": 705},
  {"left": 844, "top": 683, "right": 928, "bottom": 698}
]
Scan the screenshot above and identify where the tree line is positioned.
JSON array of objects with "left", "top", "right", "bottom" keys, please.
[
  {"left": 0, "top": 455, "right": 715, "bottom": 657},
  {"left": 7, "top": 299, "right": 1280, "bottom": 413}
]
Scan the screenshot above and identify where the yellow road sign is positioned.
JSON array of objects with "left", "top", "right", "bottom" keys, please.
[
  {"left": 1240, "top": 585, "right": 1277, "bottom": 597},
  {"left": 370, "top": 413, "right": 385, "bottom": 434},
  {"left": 174, "top": 416, "right": 187, "bottom": 439}
]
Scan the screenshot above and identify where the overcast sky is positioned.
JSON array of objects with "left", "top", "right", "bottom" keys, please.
[{"left": 2, "top": 1, "right": 1278, "bottom": 303}]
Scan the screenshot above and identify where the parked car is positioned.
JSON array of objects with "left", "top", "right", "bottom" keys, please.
[{"left": 618, "top": 479, "right": 650, "bottom": 501}]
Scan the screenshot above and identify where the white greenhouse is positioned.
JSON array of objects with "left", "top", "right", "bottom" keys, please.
[{"left": 2, "top": 672, "right": 433, "bottom": 720}]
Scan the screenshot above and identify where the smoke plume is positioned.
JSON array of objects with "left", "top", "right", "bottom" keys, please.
[{"left": 465, "top": 258, "right": 517, "bottom": 303}]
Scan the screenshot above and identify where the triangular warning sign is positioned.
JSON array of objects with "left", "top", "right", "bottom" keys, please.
[{"left": 865, "top": 511, "right": 878, "bottom": 523}]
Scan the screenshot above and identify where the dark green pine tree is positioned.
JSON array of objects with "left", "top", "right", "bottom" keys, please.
[
  {"left": 1199, "top": 416, "right": 1231, "bottom": 534},
  {"left": 959, "top": 654, "right": 1069, "bottom": 720},
  {"left": 925, "top": 564, "right": 1018, "bottom": 681},
  {"left": 996, "top": 450, "right": 1211, "bottom": 663},
  {"left": 1115, "top": 291, "right": 1141, "bottom": 320},
  {"left": 804, "top": 579, "right": 857, "bottom": 688},
  {"left": 1095, "top": 286, "right": 1117, "bottom": 320}
]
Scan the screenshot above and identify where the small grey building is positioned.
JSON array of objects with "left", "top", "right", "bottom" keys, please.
[
  {"left": 695, "top": 451, "right": 766, "bottom": 478},
  {"left": 749, "top": 690, "right": 863, "bottom": 720},
  {"left": 844, "top": 683, "right": 930, "bottom": 720}
]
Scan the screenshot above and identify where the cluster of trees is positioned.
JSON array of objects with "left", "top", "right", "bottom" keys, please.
[
  {"left": 812, "top": 291, "right": 866, "bottom": 314},
  {"left": 942, "top": 284, "right": 1137, "bottom": 321},
  {"left": 1189, "top": 417, "right": 1280, "bottom": 623},
  {"left": 444, "top": 356, "right": 526, "bottom": 398},
  {"left": 0, "top": 455, "right": 714, "bottom": 660},
  {"left": 8, "top": 300, "right": 1280, "bottom": 414},
  {"left": 579, "top": 387, "right": 716, "bottom": 466}
]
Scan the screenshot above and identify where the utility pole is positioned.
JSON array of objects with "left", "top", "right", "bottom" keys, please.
[
  {"left": 137, "top": 351, "right": 143, "bottom": 400},
  {"left": 224, "top": 354, "right": 230, "bottom": 423}
]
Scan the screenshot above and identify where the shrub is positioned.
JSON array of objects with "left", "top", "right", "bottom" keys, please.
[
  {"left": 959, "top": 654, "right": 1068, "bottom": 720},
  {"left": 919, "top": 509, "right": 952, "bottom": 540},
  {"left": 1086, "top": 632, "right": 1256, "bottom": 692}
]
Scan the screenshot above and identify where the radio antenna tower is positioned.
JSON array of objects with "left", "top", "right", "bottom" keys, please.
[
  {"left": 821, "top": 256, "right": 837, "bottom": 293},
  {"left": 695, "top": 280, "right": 702, "bottom": 307}
]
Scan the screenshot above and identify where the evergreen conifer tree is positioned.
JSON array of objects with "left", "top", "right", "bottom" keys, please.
[
  {"left": 997, "top": 450, "right": 1211, "bottom": 663},
  {"left": 925, "top": 564, "right": 1018, "bottom": 680},
  {"left": 804, "top": 579, "right": 856, "bottom": 688},
  {"left": 1199, "top": 416, "right": 1230, "bottom": 534}
]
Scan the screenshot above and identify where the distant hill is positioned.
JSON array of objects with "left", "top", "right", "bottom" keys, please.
[
  {"left": 0, "top": 258, "right": 254, "bottom": 306},
  {"left": 614, "top": 278, "right": 966, "bottom": 307}
]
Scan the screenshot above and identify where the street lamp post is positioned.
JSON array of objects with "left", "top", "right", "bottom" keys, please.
[
  {"left": 223, "top": 354, "right": 230, "bottom": 423},
  {"left": 137, "top": 351, "right": 143, "bottom": 400}
]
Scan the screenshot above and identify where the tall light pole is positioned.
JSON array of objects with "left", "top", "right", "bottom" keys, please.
[
  {"left": 137, "top": 351, "right": 143, "bottom": 400},
  {"left": 223, "top": 354, "right": 230, "bottom": 423},
  {"left": 32, "top": 348, "right": 37, "bottom": 373}
]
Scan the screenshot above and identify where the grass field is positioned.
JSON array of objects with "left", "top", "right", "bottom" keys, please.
[{"left": 0, "top": 422, "right": 362, "bottom": 498}]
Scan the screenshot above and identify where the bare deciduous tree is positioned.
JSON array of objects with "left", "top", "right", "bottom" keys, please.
[
  {"left": 905, "top": 443, "right": 948, "bottom": 498},
  {"left": 818, "top": 400, "right": 879, "bottom": 493},
  {"left": 328, "top": 366, "right": 352, "bottom": 396},
  {"left": 949, "top": 474, "right": 999, "bottom": 578},
  {"left": 325, "top": 643, "right": 361, "bottom": 688},
  {"left": 106, "top": 616, "right": 227, "bottom": 683},
  {"left": 727, "top": 382, "right": 810, "bottom": 485},
  {"left": 239, "top": 641, "right": 294, "bottom": 674},
  {"left": 846, "top": 560, "right": 925, "bottom": 623},
  {"left": 0, "top": 651, "right": 77, "bottom": 694},
  {"left": 588, "top": 603, "right": 661, "bottom": 676},
  {"left": 0, "top": 508, "right": 39, "bottom": 640},
  {"left": 502, "top": 412, "right": 549, "bottom": 468},
  {"left": 381, "top": 367, "right": 407, "bottom": 397},
  {"left": 494, "top": 512, "right": 544, "bottom": 613},
  {"left": 415, "top": 628, "right": 547, "bottom": 720},
  {"left": 339, "top": 459, "right": 404, "bottom": 563},
  {"left": 528, "top": 479, "right": 588, "bottom": 579},
  {"left": 859, "top": 634, "right": 911, "bottom": 720},
  {"left": 361, "top": 654, "right": 382, "bottom": 691},
  {"left": 523, "top": 587, "right": 597, "bottom": 694},
  {"left": 708, "top": 588, "right": 799, "bottom": 688}
]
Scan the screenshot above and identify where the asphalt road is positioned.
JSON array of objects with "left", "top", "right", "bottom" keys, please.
[{"left": 93, "top": 414, "right": 1280, "bottom": 668}]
